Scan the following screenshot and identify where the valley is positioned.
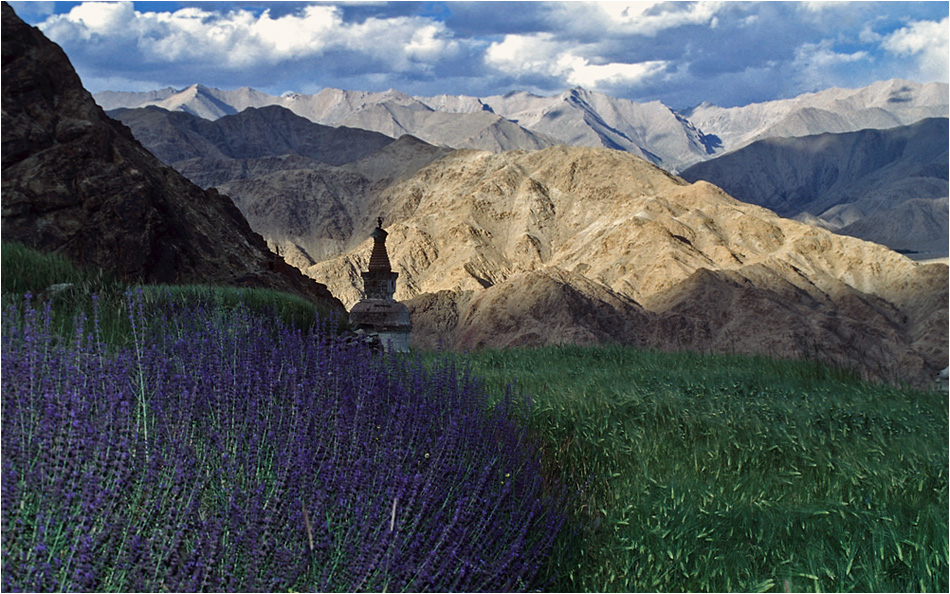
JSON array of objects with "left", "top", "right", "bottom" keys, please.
[{"left": 2, "top": 3, "right": 948, "bottom": 592}]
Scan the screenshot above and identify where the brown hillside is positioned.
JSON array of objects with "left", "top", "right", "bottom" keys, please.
[{"left": 306, "top": 145, "right": 947, "bottom": 387}]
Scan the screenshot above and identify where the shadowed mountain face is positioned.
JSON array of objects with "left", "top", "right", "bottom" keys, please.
[
  {"left": 108, "top": 105, "right": 396, "bottom": 167},
  {"left": 110, "top": 107, "right": 453, "bottom": 264},
  {"left": 681, "top": 118, "right": 949, "bottom": 259},
  {"left": 0, "top": 2, "right": 345, "bottom": 312},
  {"left": 298, "top": 146, "right": 946, "bottom": 388}
]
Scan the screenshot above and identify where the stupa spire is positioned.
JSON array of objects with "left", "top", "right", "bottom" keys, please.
[{"left": 368, "top": 216, "right": 392, "bottom": 274}]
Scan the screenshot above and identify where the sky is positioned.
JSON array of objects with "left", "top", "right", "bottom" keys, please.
[{"left": 10, "top": 1, "right": 950, "bottom": 108}]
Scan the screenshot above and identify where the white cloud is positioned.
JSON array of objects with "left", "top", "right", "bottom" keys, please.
[
  {"left": 484, "top": 33, "right": 563, "bottom": 78},
  {"left": 43, "top": 1, "right": 136, "bottom": 41},
  {"left": 859, "top": 24, "right": 883, "bottom": 44},
  {"left": 796, "top": 40, "right": 868, "bottom": 69},
  {"left": 559, "top": 55, "right": 668, "bottom": 88},
  {"left": 39, "top": 2, "right": 457, "bottom": 73},
  {"left": 249, "top": 5, "right": 340, "bottom": 56},
  {"left": 798, "top": 1, "right": 843, "bottom": 13},
  {"left": 792, "top": 39, "right": 870, "bottom": 90},
  {"left": 881, "top": 17, "right": 949, "bottom": 82},
  {"left": 344, "top": 16, "right": 459, "bottom": 70},
  {"left": 485, "top": 32, "right": 667, "bottom": 89},
  {"left": 564, "top": 1, "right": 723, "bottom": 36}
]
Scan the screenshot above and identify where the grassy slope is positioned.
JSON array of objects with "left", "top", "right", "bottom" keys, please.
[{"left": 1, "top": 241, "right": 340, "bottom": 341}]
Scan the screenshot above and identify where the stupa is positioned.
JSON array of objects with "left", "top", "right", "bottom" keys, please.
[{"left": 349, "top": 218, "right": 411, "bottom": 352}]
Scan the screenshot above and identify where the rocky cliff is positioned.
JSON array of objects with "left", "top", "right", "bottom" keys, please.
[{"left": 0, "top": 2, "right": 345, "bottom": 313}]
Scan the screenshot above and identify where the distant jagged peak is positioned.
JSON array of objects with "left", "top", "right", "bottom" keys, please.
[
  {"left": 179, "top": 83, "right": 203, "bottom": 97},
  {"left": 560, "top": 86, "right": 593, "bottom": 106},
  {"left": 93, "top": 78, "right": 948, "bottom": 171},
  {"left": 683, "top": 78, "right": 948, "bottom": 152},
  {"left": 96, "top": 77, "right": 947, "bottom": 118},
  {"left": 381, "top": 87, "right": 414, "bottom": 101},
  {"left": 689, "top": 78, "right": 947, "bottom": 114}
]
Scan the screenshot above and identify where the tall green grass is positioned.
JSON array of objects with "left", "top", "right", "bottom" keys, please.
[
  {"left": 1, "top": 241, "right": 342, "bottom": 341},
  {"left": 460, "top": 345, "right": 949, "bottom": 592}
]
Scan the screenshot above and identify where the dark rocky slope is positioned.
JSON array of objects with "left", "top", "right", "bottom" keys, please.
[
  {"left": 108, "top": 105, "right": 395, "bottom": 168},
  {"left": 0, "top": 2, "right": 345, "bottom": 313},
  {"left": 109, "top": 106, "right": 451, "bottom": 265}
]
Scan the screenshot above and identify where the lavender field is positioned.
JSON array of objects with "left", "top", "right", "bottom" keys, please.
[{"left": 2, "top": 288, "right": 565, "bottom": 591}]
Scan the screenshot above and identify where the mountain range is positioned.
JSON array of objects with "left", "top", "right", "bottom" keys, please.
[
  {"left": 99, "top": 79, "right": 950, "bottom": 261},
  {"left": 109, "top": 97, "right": 949, "bottom": 260},
  {"left": 99, "top": 90, "right": 949, "bottom": 386},
  {"left": 304, "top": 145, "right": 947, "bottom": 387},
  {"left": 95, "top": 79, "right": 948, "bottom": 173}
]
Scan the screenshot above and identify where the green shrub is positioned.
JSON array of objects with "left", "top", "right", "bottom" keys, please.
[
  {"left": 138, "top": 284, "right": 345, "bottom": 333},
  {"left": 1, "top": 241, "right": 95, "bottom": 295}
]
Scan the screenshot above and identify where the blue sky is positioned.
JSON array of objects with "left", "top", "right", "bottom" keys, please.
[{"left": 10, "top": 1, "right": 949, "bottom": 108}]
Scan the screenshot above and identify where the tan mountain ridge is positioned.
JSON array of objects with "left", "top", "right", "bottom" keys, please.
[{"left": 298, "top": 145, "right": 946, "bottom": 387}]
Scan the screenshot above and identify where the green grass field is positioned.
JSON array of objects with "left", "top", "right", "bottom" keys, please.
[
  {"left": 4, "top": 240, "right": 948, "bottom": 592},
  {"left": 462, "top": 346, "right": 948, "bottom": 592}
]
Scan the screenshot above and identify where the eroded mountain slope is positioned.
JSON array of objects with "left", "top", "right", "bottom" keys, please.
[{"left": 299, "top": 146, "right": 946, "bottom": 386}]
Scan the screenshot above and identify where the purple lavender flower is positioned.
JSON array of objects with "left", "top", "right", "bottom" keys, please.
[{"left": 2, "top": 292, "right": 565, "bottom": 592}]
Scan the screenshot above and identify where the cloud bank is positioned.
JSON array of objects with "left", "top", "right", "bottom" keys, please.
[{"left": 14, "top": 0, "right": 949, "bottom": 107}]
